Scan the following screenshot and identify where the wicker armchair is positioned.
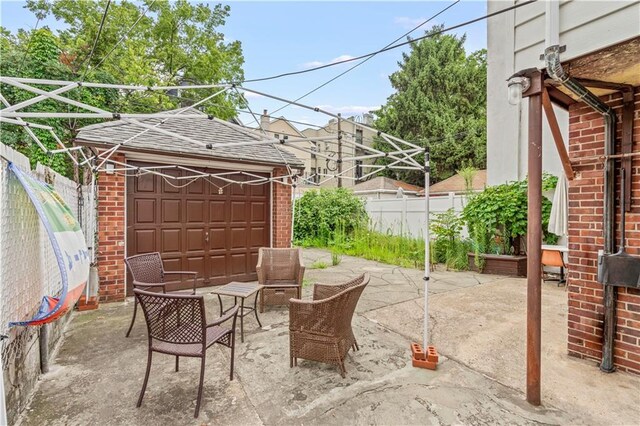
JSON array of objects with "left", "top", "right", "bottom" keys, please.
[
  {"left": 312, "top": 273, "right": 370, "bottom": 352},
  {"left": 134, "top": 289, "right": 239, "bottom": 418},
  {"left": 256, "top": 248, "right": 305, "bottom": 312},
  {"left": 289, "top": 275, "right": 369, "bottom": 378},
  {"left": 124, "top": 252, "right": 198, "bottom": 337}
]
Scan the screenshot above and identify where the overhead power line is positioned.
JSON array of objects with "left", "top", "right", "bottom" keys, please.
[
  {"left": 270, "top": 0, "right": 460, "bottom": 115},
  {"left": 80, "top": 0, "right": 112, "bottom": 80},
  {"left": 17, "top": 17, "right": 41, "bottom": 73},
  {"left": 93, "top": 0, "right": 156, "bottom": 70},
  {"left": 239, "top": 0, "right": 537, "bottom": 84}
]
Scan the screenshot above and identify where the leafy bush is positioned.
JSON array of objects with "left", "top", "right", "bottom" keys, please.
[
  {"left": 462, "top": 175, "right": 558, "bottom": 256},
  {"left": 430, "top": 208, "right": 469, "bottom": 270},
  {"left": 294, "top": 188, "right": 367, "bottom": 244}
]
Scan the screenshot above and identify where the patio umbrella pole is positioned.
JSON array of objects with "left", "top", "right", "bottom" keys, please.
[{"left": 411, "top": 147, "right": 439, "bottom": 370}]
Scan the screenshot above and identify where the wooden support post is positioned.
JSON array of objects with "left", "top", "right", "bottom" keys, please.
[
  {"left": 524, "top": 70, "right": 543, "bottom": 406},
  {"left": 542, "top": 87, "right": 574, "bottom": 180}
]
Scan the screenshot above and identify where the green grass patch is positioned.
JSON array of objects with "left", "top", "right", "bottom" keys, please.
[
  {"left": 310, "top": 260, "right": 329, "bottom": 269},
  {"left": 299, "top": 225, "right": 425, "bottom": 270}
]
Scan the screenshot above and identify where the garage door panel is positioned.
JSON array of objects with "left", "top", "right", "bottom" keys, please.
[
  {"left": 209, "top": 201, "right": 226, "bottom": 222},
  {"left": 186, "top": 200, "right": 205, "bottom": 223},
  {"left": 161, "top": 199, "right": 180, "bottom": 223},
  {"left": 250, "top": 184, "right": 266, "bottom": 197},
  {"left": 161, "top": 229, "right": 181, "bottom": 253},
  {"left": 162, "top": 257, "right": 182, "bottom": 273},
  {"left": 187, "top": 179, "right": 204, "bottom": 194},
  {"left": 186, "top": 256, "right": 206, "bottom": 277},
  {"left": 230, "top": 227, "right": 246, "bottom": 248},
  {"left": 135, "top": 199, "right": 155, "bottom": 223},
  {"left": 136, "top": 173, "right": 156, "bottom": 192},
  {"left": 250, "top": 227, "right": 266, "bottom": 247},
  {"left": 231, "top": 201, "right": 247, "bottom": 222},
  {"left": 209, "top": 255, "right": 226, "bottom": 278},
  {"left": 186, "top": 229, "right": 205, "bottom": 251},
  {"left": 230, "top": 253, "right": 247, "bottom": 275},
  {"left": 162, "top": 170, "right": 182, "bottom": 193},
  {"left": 231, "top": 181, "right": 247, "bottom": 196},
  {"left": 251, "top": 202, "right": 266, "bottom": 222},
  {"left": 134, "top": 229, "right": 156, "bottom": 254},
  {"left": 209, "top": 228, "right": 226, "bottom": 250}
]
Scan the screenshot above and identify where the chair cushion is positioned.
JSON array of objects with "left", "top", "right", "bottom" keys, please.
[{"left": 151, "top": 325, "right": 231, "bottom": 356}]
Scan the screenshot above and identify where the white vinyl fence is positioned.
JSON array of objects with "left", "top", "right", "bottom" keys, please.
[
  {"left": 365, "top": 192, "right": 468, "bottom": 239},
  {"left": 0, "top": 143, "right": 95, "bottom": 424}
]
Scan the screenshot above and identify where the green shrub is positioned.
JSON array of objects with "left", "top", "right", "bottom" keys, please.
[
  {"left": 462, "top": 175, "right": 558, "bottom": 256},
  {"left": 294, "top": 188, "right": 367, "bottom": 245}
]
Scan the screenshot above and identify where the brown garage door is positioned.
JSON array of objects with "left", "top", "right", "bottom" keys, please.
[{"left": 126, "top": 162, "right": 270, "bottom": 294}]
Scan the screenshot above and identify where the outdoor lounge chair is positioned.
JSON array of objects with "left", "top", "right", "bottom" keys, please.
[
  {"left": 124, "top": 252, "right": 198, "bottom": 337},
  {"left": 312, "top": 273, "right": 370, "bottom": 352},
  {"left": 289, "top": 274, "right": 369, "bottom": 378},
  {"left": 133, "top": 289, "right": 239, "bottom": 418},
  {"left": 256, "top": 247, "right": 305, "bottom": 312}
]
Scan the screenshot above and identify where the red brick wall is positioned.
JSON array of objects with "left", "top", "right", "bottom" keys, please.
[
  {"left": 272, "top": 167, "right": 293, "bottom": 248},
  {"left": 567, "top": 88, "right": 640, "bottom": 374},
  {"left": 96, "top": 153, "right": 126, "bottom": 302}
]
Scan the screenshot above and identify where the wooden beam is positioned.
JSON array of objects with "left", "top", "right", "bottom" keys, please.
[
  {"left": 575, "top": 78, "right": 634, "bottom": 93},
  {"left": 542, "top": 87, "right": 575, "bottom": 180},
  {"left": 524, "top": 70, "right": 544, "bottom": 407},
  {"left": 546, "top": 86, "right": 576, "bottom": 110}
]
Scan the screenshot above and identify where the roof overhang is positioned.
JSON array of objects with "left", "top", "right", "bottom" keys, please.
[{"left": 75, "top": 139, "right": 305, "bottom": 172}]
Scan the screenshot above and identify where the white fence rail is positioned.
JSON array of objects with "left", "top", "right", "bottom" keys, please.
[{"left": 365, "top": 192, "right": 468, "bottom": 239}]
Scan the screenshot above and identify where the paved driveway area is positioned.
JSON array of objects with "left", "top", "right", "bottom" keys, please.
[{"left": 17, "top": 249, "right": 639, "bottom": 425}]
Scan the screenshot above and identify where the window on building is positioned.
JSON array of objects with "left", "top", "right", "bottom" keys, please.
[
  {"left": 355, "top": 160, "right": 363, "bottom": 180},
  {"left": 273, "top": 133, "right": 280, "bottom": 139},
  {"left": 355, "top": 129, "right": 363, "bottom": 145}
]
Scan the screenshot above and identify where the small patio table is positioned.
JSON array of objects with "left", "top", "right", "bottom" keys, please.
[{"left": 211, "top": 282, "right": 264, "bottom": 342}]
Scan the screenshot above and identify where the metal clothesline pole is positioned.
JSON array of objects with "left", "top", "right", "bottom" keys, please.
[{"left": 423, "top": 148, "right": 431, "bottom": 351}]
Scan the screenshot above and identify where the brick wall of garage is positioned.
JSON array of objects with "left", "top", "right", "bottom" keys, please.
[
  {"left": 97, "top": 153, "right": 126, "bottom": 303},
  {"left": 96, "top": 159, "right": 293, "bottom": 303},
  {"left": 272, "top": 167, "right": 293, "bottom": 248},
  {"left": 567, "top": 88, "right": 640, "bottom": 374}
]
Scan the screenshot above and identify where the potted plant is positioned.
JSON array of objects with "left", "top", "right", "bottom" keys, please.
[{"left": 462, "top": 176, "right": 558, "bottom": 277}]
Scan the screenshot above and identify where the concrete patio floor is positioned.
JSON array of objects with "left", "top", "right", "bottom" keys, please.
[{"left": 17, "top": 249, "right": 639, "bottom": 425}]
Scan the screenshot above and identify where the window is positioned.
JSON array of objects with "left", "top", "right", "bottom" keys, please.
[
  {"left": 273, "top": 133, "right": 280, "bottom": 139},
  {"left": 355, "top": 160, "right": 363, "bottom": 180},
  {"left": 355, "top": 129, "right": 363, "bottom": 145}
]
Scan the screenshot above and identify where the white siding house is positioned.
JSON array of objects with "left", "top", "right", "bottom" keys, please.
[{"left": 486, "top": 0, "right": 640, "bottom": 185}]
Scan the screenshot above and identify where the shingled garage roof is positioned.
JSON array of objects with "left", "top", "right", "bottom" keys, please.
[{"left": 75, "top": 110, "right": 304, "bottom": 168}]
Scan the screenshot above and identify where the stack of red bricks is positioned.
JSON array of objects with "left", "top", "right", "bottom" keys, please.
[{"left": 567, "top": 88, "right": 640, "bottom": 374}]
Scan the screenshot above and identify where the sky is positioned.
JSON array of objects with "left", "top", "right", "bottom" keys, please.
[{"left": 0, "top": 0, "right": 487, "bottom": 128}]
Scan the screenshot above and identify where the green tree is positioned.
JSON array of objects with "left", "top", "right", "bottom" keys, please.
[
  {"left": 374, "top": 25, "right": 487, "bottom": 185},
  {"left": 1, "top": 1, "right": 245, "bottom": 179},
  {"left": 0, "top": 28, "right": 120, "bottom": 178},
  {"left": 25, "top": 0, "right": 245, "bottom": 117}
]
